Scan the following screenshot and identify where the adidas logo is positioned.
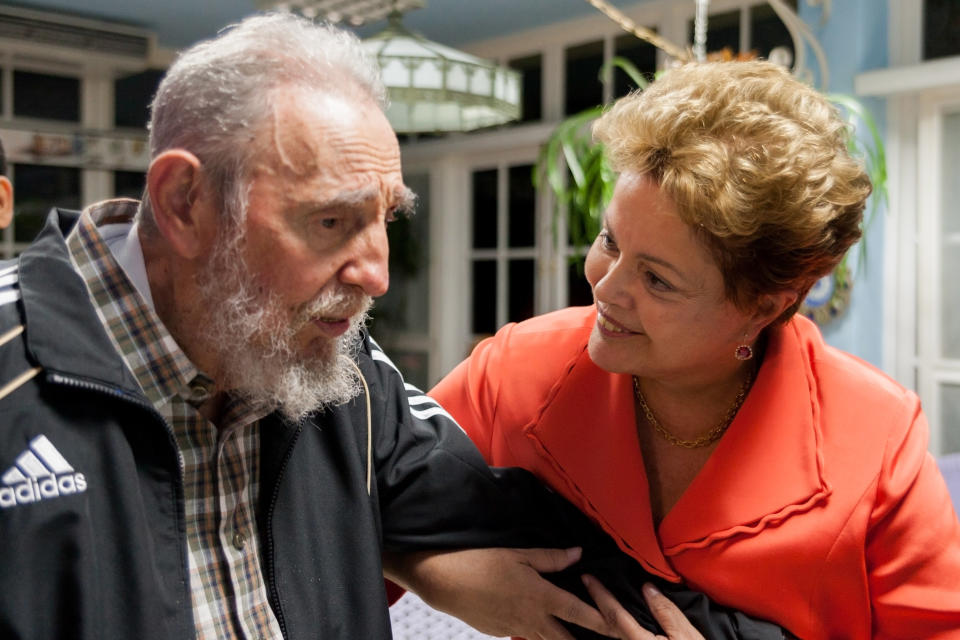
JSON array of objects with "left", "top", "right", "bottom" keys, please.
[{"left": 0, "top": 435, "right": 87, "bottom": 509}]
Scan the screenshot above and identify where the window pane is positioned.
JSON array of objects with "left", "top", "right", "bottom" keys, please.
[
  {"left": 613, "top": 33, "right": 657, "bottom": 97},
  {"left": 924, "top": 0, "right": 960, "bottom": 61},
  {"left": 943, "top": 112, "right": 960, "bottom": 236},
  {"left": 689, "top": 10, "right": 740, "bottom": 57},
  {"left": 941, "top": 111, "right": 960, "bottom": 360},
  {"left": 566, "top": 197, "right": 597, "bottom": 248},
  {"left": 750, "top": 3, "right": 795, "bottom": 61},
  {"left": 14, "top": 71, "right": 80, "bottom": 122},
  {"left": 369, "top": 172, "right": 430, "bottom": 336},
  {"left": 567, "top": 258, "right": 594, "bottom": 307},
  {"left": 115, "top": 69, "right": 165, "bottom": 129},
  {"left": 508, "top": 259, "right": 535, "bottom": 323},
  {"left": 472, "top": 260, "right": 497, "bottom": 335},
  {"left": 941, "top": 383, "right": 960, "bottom": 454},
  {"left": 114, "top": 171, "right": 145, "bottom": 199},
  {"left": 508, "top": 164, "right": 535, "bottom": 248},
  {"left": 565, "top": 40, "right": 604, "bottom": 116},
  {"left": 472, "top": 168, "right": 498, "bottom": 249},
  {"left": 509, "top": 54, "right": 542, "bottom": 123},
  {"left": 12, "top": 164, "right": 81, "bottom": 243}
]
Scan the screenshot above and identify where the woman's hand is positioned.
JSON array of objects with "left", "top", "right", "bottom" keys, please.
[
  {"left": 383, "top": 547, "right": 618, "bottom": 640},
  {"left": 582, "top": 575, "right": 705, "bottom": 640}
]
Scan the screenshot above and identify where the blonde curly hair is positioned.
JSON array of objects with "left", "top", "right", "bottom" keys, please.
[{"left": 593, "top": 61, "right": 871, "bottom": 322}]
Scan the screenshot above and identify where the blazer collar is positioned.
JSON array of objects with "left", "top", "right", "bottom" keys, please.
[
  {"left": 658, "top": 320, "right": 831, "bottom": 554},
  {"left": 526, "top": 319, "right": 830, "bottom": 573},
  {"left": 528, "top": 349, "right": 674, "bottom": 578}
]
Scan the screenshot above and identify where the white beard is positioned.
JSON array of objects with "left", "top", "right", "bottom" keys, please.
[{"left": 197, "top": 234, "right": 372, "bottom": 422}]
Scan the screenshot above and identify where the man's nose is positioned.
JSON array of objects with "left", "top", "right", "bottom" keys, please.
[{"left": 339, "top": 223, "right": 389, "bottom": 297}]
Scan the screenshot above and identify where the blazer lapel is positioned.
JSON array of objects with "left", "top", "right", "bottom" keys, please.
[
  {"left": 524, "top": 350, "right": 678, "bottom": 580},
  {"left": 658, "top": 321, "right": 831, "bottom": 555}
]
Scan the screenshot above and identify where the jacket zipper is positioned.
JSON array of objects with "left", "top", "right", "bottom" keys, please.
[
  {"left": 264, "top": 423, "right": 303, "bottom": 640},
  {"left": 46, "top": 370, "right": 193, "bottom": 629},
  {"left": 46, "top": 371, "right": 181, "bottom": 469}
]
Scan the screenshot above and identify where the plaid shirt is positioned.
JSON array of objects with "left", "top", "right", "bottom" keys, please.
[{"left": 66, "top": 200, "right": 283, "bottom": 640}]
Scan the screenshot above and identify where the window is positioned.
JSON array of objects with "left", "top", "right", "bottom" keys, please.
[
  {"left": 114, "top": 170, "right": 146, "bottom": 199},
  {"left": 750, "top": 3, "right": 795, "bottom": 60},
  {"left": 11, "top": 164, "right": 81, "bottom": 244},
  {"left": 613, "top": 33, "right": 657, "bottom": 97},
  {"left": 567, "top": 260, "right": 594, "bottom": 307},
  {"left": 876, "top": 0, "right": 960, "bottom": 455},
  {"left": 367, "top": 171, "right": 432, "bottom": 389},
  {"left": 564, "top": 40, "right": 604, "bottom": 116},
  {"left": 509, "top": 53, "right": 543, "bottom": 123},
  {"left": 115, "top": 69, "right": 165, "bottom": 129},
  {"left": 470, "top": 163, "right": 538, "bottom": 337},
  {"left": 927, "top": 105, "right": 960, "bottom": 453},
  {"left": 13, "top": 70, "right": 80, "bottom": 122},
  {"left": 924, "top": 0, "right": 960, "bottom": 60},
  {"left": 686, "top": 1, "right": 797, "bottom": 60},
  {"left": 0, "top": 8, "right": 154, "bottom": 260},
  {"left": 689, "top": 9, "right": 740, "bottom": 56}
]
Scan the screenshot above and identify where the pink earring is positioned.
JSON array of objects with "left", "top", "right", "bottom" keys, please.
[{"left": 734, "top": 338, "right": 754, "bottom": 361}]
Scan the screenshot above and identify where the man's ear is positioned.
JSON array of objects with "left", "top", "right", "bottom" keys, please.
[
  {"left": 0, "top": 176, "right": 13, "bottom": 230},
  {"left": 146, "top": 150, "right": 213, "bottom": 259}
]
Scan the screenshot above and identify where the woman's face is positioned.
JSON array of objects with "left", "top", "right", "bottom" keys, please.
[{"left": 585, "top": 172, "right": 757, "bottom": 386}]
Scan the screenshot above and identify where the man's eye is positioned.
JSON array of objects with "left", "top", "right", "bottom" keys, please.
[
  {"left": 319, "top": 217, "right": 339, "bottom": 229},
  {"left": 386, "top": 208, "right": 398, "bottom": 224}
]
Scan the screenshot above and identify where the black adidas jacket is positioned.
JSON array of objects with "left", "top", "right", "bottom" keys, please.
[{"left": 0, "top": 209, "right": 785, "bottom": 640}]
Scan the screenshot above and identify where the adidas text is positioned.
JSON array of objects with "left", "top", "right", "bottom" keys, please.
[
  {"left": 1, "top": 435, "right": 87, "bottom": 509},
  {"left": 0, "top": 473, "right": 87, "bottom": 508}
]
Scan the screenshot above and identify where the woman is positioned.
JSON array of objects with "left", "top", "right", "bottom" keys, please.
[{"left": 431, "top": 61, "right": 960, "bottom": 638}]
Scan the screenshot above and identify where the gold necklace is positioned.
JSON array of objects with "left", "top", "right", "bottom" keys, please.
[{"left": 632, "top": 370, "right": 754, "bottom": 449}]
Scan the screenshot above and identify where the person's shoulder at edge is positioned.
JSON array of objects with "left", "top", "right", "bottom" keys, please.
[{"left": 785, "top": 314, "right": 917, "bottom": 406}]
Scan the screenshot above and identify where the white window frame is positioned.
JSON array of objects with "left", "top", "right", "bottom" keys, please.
[
  {"left": 0, "top": 8, "right": 162, "bottom": 258},
  {"left": 856, "top": 0, "right": 960, "bottom": 453}
]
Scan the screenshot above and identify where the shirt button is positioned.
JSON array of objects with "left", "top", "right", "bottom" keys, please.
[{"left": 233, "top": 531, "right": 246, "bottom": 550}]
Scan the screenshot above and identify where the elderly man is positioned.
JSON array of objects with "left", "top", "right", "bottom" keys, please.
[{"left": 0, "top": 12, "right": 611, "bottom": 640}]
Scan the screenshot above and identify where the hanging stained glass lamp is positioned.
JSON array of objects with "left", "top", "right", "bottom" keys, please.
[{"left": 361, "top": 12, "right": 522, "bottom": 133}]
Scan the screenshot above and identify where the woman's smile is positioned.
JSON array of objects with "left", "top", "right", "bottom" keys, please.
[{"left": 596, "top": 309, "right": 640, "bottom": 337}]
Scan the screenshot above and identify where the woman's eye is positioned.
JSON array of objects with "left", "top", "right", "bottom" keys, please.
[
  {"left": 645, "top": 271, "right": 672, "bottom": 291},
  {"left": 599, "top": 230, "right": 617, "bottom": 251}
]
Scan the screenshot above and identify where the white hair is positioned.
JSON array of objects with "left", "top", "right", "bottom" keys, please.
[{"left": 137, "top": 12, "right": 386, "bottom": 234}]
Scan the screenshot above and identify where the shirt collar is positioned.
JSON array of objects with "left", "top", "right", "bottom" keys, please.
[
  {"left": 66, "top": 199, "right": 208, "bottom": 408},
  {"left": 100, "top": 217, "right": 154, "bottom": 310}
]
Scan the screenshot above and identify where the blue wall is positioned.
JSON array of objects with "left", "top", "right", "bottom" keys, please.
[{"left": 800, "top": 0, "right": 888, "bottom": 366}]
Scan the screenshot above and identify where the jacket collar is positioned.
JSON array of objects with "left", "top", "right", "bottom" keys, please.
[
  {"left": 527, "top": 317, "right": 830, "bottom": 574},
  {"left": 18, "top": 208, "right": 141, "bottom": 394},
  {"left": 658, "top": 318, "right": 832, "bottom": 554}
]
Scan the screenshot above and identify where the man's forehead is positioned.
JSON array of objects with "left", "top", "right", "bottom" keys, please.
[{"left": 257, "top": 88, "right": 399, "bottom": 178}]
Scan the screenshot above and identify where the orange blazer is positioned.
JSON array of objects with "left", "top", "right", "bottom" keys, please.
[{"left": 431, "top": 306, "right": 960, "bottom": 639}]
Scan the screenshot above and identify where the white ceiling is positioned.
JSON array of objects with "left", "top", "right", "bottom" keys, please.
[{"left": 5, "top": 0, "right": 631, "bottom": 50}]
